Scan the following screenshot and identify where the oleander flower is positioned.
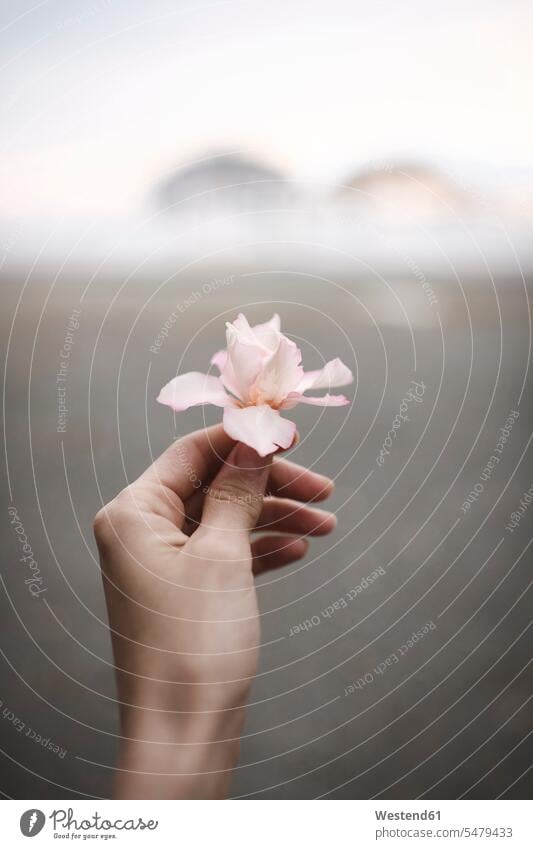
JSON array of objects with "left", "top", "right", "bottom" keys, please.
[{"left": 157, "top": 313, "right": 353, "bottom": 456}]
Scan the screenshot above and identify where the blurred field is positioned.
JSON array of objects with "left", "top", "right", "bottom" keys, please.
[{"left": 1, "top": 263, "right": 532, "bottom": 799}]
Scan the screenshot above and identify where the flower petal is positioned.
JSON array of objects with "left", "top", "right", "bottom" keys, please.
[
  {"left": 221, "top": 339, "right": 263, "bottom": 401},
  {"left": 254, "top": 313, "right": 281, "bottom": 333},
  {"left": 210, "top": 349, "right": 227, "bottom": 372},
  {"left": 250, "top": 313, "right": 281, "bottom": 349},
  {"left": 227, "top": 313, "right": 257, "bottom": 347},
  {"left": 253, "top": 336, "right": 304, "bottom": 406},
  {"left": 227, "top": 313, "right": 280, "bottom": 353},
  {"left": 297, "top": 358, "right": 353, "bottom": 392},
  {"left": 282, "top": 392, "right": 350, "bottom": 409},
  {"left": 157, "top": 373, "right": 232, "bottom": 411},
  {"left": 223, "top": 405, "right": 296, "bottom": 456}
]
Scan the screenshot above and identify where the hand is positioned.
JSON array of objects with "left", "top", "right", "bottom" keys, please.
[{"left": 93, "top": 425, "right": 337, "bottom": 798}]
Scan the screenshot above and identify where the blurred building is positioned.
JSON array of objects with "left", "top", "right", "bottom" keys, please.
[
  {"left": 336, "top": 162, "right": 472, "bottom": 221},
  {"left": 154, "top": 152, "right": 294, "bottom": 218}
]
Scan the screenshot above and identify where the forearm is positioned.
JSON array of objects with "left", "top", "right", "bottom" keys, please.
[
  {"left": 114, "top": 702, "right": 246, "bottom": 799},
  {"left": 102, "top": 581, "right": 256, "bottom": 799}
]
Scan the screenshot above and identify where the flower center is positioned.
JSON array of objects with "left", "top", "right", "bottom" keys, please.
[{"left": 245, "top": 386, "right": 279, "bottom": 409}]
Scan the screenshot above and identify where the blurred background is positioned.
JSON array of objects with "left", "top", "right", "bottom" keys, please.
[{"left": 1, "top": 0, "right": 532, "bottom": 799}]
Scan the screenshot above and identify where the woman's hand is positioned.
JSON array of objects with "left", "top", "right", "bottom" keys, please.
[{"left": 93, "top": 424, "right": 337, "bottom": 798}]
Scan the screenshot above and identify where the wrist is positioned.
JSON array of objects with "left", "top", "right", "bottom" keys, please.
[{"left": 114, "top": 688, "right": 247, "bottom": 799}]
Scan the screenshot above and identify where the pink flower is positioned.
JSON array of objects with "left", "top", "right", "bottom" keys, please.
[{"left": 157, "top": 313, "right": 353, "bottom": 456}]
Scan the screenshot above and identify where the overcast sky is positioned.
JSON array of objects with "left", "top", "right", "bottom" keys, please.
[{"left": 1, "top": 0, "right": 533, "bottom": 217}]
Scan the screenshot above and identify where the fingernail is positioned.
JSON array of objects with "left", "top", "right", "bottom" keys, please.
[{"left": 292, "top": 538, "right": 309, "bottom": 557}]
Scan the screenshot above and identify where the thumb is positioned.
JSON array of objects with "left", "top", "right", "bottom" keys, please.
[{"left": 198, "top": 442, "right": 272, "bottom": 542}]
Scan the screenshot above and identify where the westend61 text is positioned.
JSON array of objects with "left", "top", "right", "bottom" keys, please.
[{"left": 375, "top": 810, "right": 441, "bottom": 821}]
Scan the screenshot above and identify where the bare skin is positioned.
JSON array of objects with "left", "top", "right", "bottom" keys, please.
[{"left": 93, "top": 424, "right": 337, "bottom": 798}]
